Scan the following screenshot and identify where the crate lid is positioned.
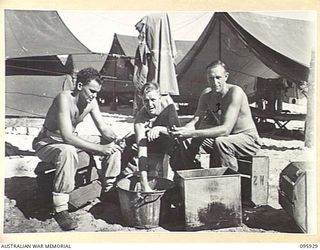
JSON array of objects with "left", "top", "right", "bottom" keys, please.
[{"left": 177, "top": 167, "right": 240, "bottom": 180}]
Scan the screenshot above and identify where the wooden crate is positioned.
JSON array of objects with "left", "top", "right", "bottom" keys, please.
[
  {"left": 69, "top": 180, "right": 101, "bottom": 210},
  {"left": 278, "top": 161, "right": 316, "bottom": 233},
  {"left": 237, "top": 155, "right": 269, "bottom": 206},
  {"left": 176, "top": 167, "right": 242, "bottom": 231},
  {"left": 34, "top": 151, "right": 101, "bottom": 209}
]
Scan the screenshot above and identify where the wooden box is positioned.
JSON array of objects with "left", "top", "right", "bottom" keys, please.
[
  {"left": 176, "top": 167, "right": 242, "bottom": 231},
  {"left": 34, "top": 151, "right": 101, "bottom": 209},
  {"left": 237, "top": 155, "right": 269, "bottom": 206},
  {"left": 278, "top": 161, "right": 316, "bottom": 233}
]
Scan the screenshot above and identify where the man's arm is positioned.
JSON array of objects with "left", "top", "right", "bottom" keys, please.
[
  {"left": 174, "top": 89, "right": 208, "bottom": 130},
  {"left": 134, "top": 121, "right": 153, "bottom": 191},
  {"left": 90, "top": 99, "right": 118, "bottom": 142},
  {"left": 57, "top": 94, "right": 119, "bottom": 155},
  {"left": 134, "top": 121, "right": 148, "bottom": 170},
  {"left": 172, "top": 87, "right": 243, "bottom": 138},
  {"left": 147, "top": 104, "right": 180, "bottom": 141}
]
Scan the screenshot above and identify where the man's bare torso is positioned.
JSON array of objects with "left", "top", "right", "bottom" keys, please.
[
  {"left": 198, "top": 84, "right": 257, "bottom": 134},
  {"left": 43, "top": 91, "right": 93, "bottom": 134}
]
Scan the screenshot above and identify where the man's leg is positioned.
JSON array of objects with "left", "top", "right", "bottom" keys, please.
[
  {"left": 170, "top": 138, "right": 204, "bottom": 171},
  {"left": 35, "top": 143, "right": 79, "bottom": 230},
  {"left": 200, "top": 133, "right": 261, "bottom": 171},
  {"left": 101, "top": 150, "right": 122, "bottom": 192},
  {"left": 77, "top": 135, "right": 122, "bottom": 197},
  {"left": 120, "top": 135, "right": 138, "bottom": 176}
]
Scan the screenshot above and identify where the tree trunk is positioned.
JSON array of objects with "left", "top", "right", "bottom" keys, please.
[{"left": 304, "top": 51, "right": 315, "bottom": 148}]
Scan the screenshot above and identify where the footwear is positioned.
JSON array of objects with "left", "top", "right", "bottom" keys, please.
[{"left": 54, "top": 210, "right": 78, "bottom": 231}]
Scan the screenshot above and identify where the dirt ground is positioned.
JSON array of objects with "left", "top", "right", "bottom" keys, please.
[{"left": 3, "top": 103, "right": 315, "bottom": 234}]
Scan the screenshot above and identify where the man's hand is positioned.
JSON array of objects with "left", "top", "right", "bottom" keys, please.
[
  {"left": 100, "top": 142, "right": 122, "bottom": 156},
  {"left": 170, "top": 126, "right": 195, "bottom": 138},
  {"left": 146, "top": 126, "right": 165, "bottom": 141}
]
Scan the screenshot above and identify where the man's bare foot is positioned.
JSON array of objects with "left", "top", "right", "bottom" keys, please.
[{"left": 139, "top": 171, "right": 153, "bottom": 192}]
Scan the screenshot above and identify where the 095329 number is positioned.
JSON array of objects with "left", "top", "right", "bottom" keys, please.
[{"left": 300, "top": 244, "right": 318, "bottom": 248}]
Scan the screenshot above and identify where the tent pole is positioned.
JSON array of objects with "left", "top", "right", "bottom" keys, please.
[
  {"left": 111, "top": 56, "right": 118, "bottom": 111},
  {"left": 219, "top": 18, "right": 221, "bottom": 60},
  {"left": 305, "top": 50, "right": 315, "bottom": 148}
]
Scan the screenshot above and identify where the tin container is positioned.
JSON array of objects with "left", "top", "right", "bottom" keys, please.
[{"left": 176, "top": 167, "right": 242, "bottom": 231}]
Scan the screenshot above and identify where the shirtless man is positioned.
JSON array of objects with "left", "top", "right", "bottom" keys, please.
[
  {"left": 170, "top": 60, "right": 261, "bottom": 171},
  {"left": 33, "top": 68, "right": 122, "bottom": 231}
]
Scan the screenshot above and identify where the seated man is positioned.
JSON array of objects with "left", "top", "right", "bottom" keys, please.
[
  {"left": 122, "top": 82, "right": 180, "bottom": 191},
  {"left": 170, "top": 60, "right": 262, "bottom": 171},
  {"left": 32, "top": 67, "right": 122, "bottom": 231}
]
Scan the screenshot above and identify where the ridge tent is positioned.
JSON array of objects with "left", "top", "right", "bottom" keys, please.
[
  {"left": 176, "top": 12, "right": 315, "bottom": 111},
  {"left": 65, "top": 53, "right": 109, "bottom": 74},
  {"left": 99, "top": 34, "right": 138, "bottom": 105},
  {"left": 5, "top": 9, "right": 90, "bottom": 58},
  {"left": 101, "top": 33, "right": 195, "bottom": 78},
  {"left": 5, "top": 10, "right": 92, "bottom": 118},
  {"left": 99, "top": 33, "right": 195, "bottom": 104}
]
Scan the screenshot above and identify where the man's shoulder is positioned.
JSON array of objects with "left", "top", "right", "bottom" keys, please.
[
  {"left": 228, "top": 84, "right": 243, "bottom": 91},
  {"left": 52, "top": 91, "right": 74, "bottom": 109},
  {"left": 56, "top": 90, "right": 71, "bottom": 100},
  {"left": 227, "top": 84, "right": 245, "bottom": 96}
]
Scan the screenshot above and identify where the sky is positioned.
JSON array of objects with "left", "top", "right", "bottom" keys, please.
[
  {"left": 58, "top": 11, "right": 213, "bottom": 53},
  {"left": 58, "top": 11, "right": 316, "bottom": 54}
]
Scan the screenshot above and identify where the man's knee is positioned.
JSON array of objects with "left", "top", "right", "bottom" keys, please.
[
  {"left": 101, "top": 150, "right": 122, "bottom": 175},
  {"left": 56, "top": 144, "right": 79, "bottom": 164},
  {"left": 214, "top": 136, "right": 229, "bottom": 150},
  {"left": 110, "top": 150, "right": 121, "bottom": 161}
]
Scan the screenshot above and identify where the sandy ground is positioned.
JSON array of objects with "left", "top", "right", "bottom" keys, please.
[{"left": 3, "top": 103, "right": 316, "bottom": 234}]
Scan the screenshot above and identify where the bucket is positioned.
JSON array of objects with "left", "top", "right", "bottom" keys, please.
[{"left": 116, "top": 175, "right": 175, "bottom": 228}]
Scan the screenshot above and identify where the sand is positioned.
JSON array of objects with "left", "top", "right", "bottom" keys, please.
[{"left": 3, "top": 103, "right": 316, "bottom": 234}]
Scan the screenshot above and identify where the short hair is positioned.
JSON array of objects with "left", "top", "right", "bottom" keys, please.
[
  {"left": 206, "top": 60, "right": 228, "bottom": 72},
  {"left": 76, "top": 67, "right": 102, "bottom": 86},
  {"left": 140, "top": 82, "right": 160, "bottom": 96}
]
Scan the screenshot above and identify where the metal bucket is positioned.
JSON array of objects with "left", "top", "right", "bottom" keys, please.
[{"left": 116, "top": 175, "right": 175, "bottom": 228}]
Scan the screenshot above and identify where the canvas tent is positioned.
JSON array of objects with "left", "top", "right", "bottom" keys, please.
[
  {"left": 6, "top": 56, "right": 68, "bottom": 76},
  {"left": 5, "top": 10, "right": 92, "bottom": 117},
  {"left": 100, "top": 34, "right": 138, "bottom": 82},
  {"left": 101, "top": 33, "right": 195, "bottom": 77},
  {"left": 65, "top": 53, "right": 108, "bottom": 74},
  {"left": 5, "top": 9, "right": 90, "bottom": 58},
  {"left": 99, "top": 33, "right": 194, "bottom": 103},
  {"left": 177, "top": 12, "right": 315, "bottom": 108}
]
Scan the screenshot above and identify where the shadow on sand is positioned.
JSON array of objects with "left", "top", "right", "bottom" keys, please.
[
  {"left": 5, "top": 142, "right": 35, "bottom": 157},
  {"left": 243, "top": 205, "right": 302, "bottom": 233},
  {"left": 4, "top": 177, "right": 302, "bottom": 233},
  {"left": 5, "top": 176, "right": 53, "bottom": 221}
]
